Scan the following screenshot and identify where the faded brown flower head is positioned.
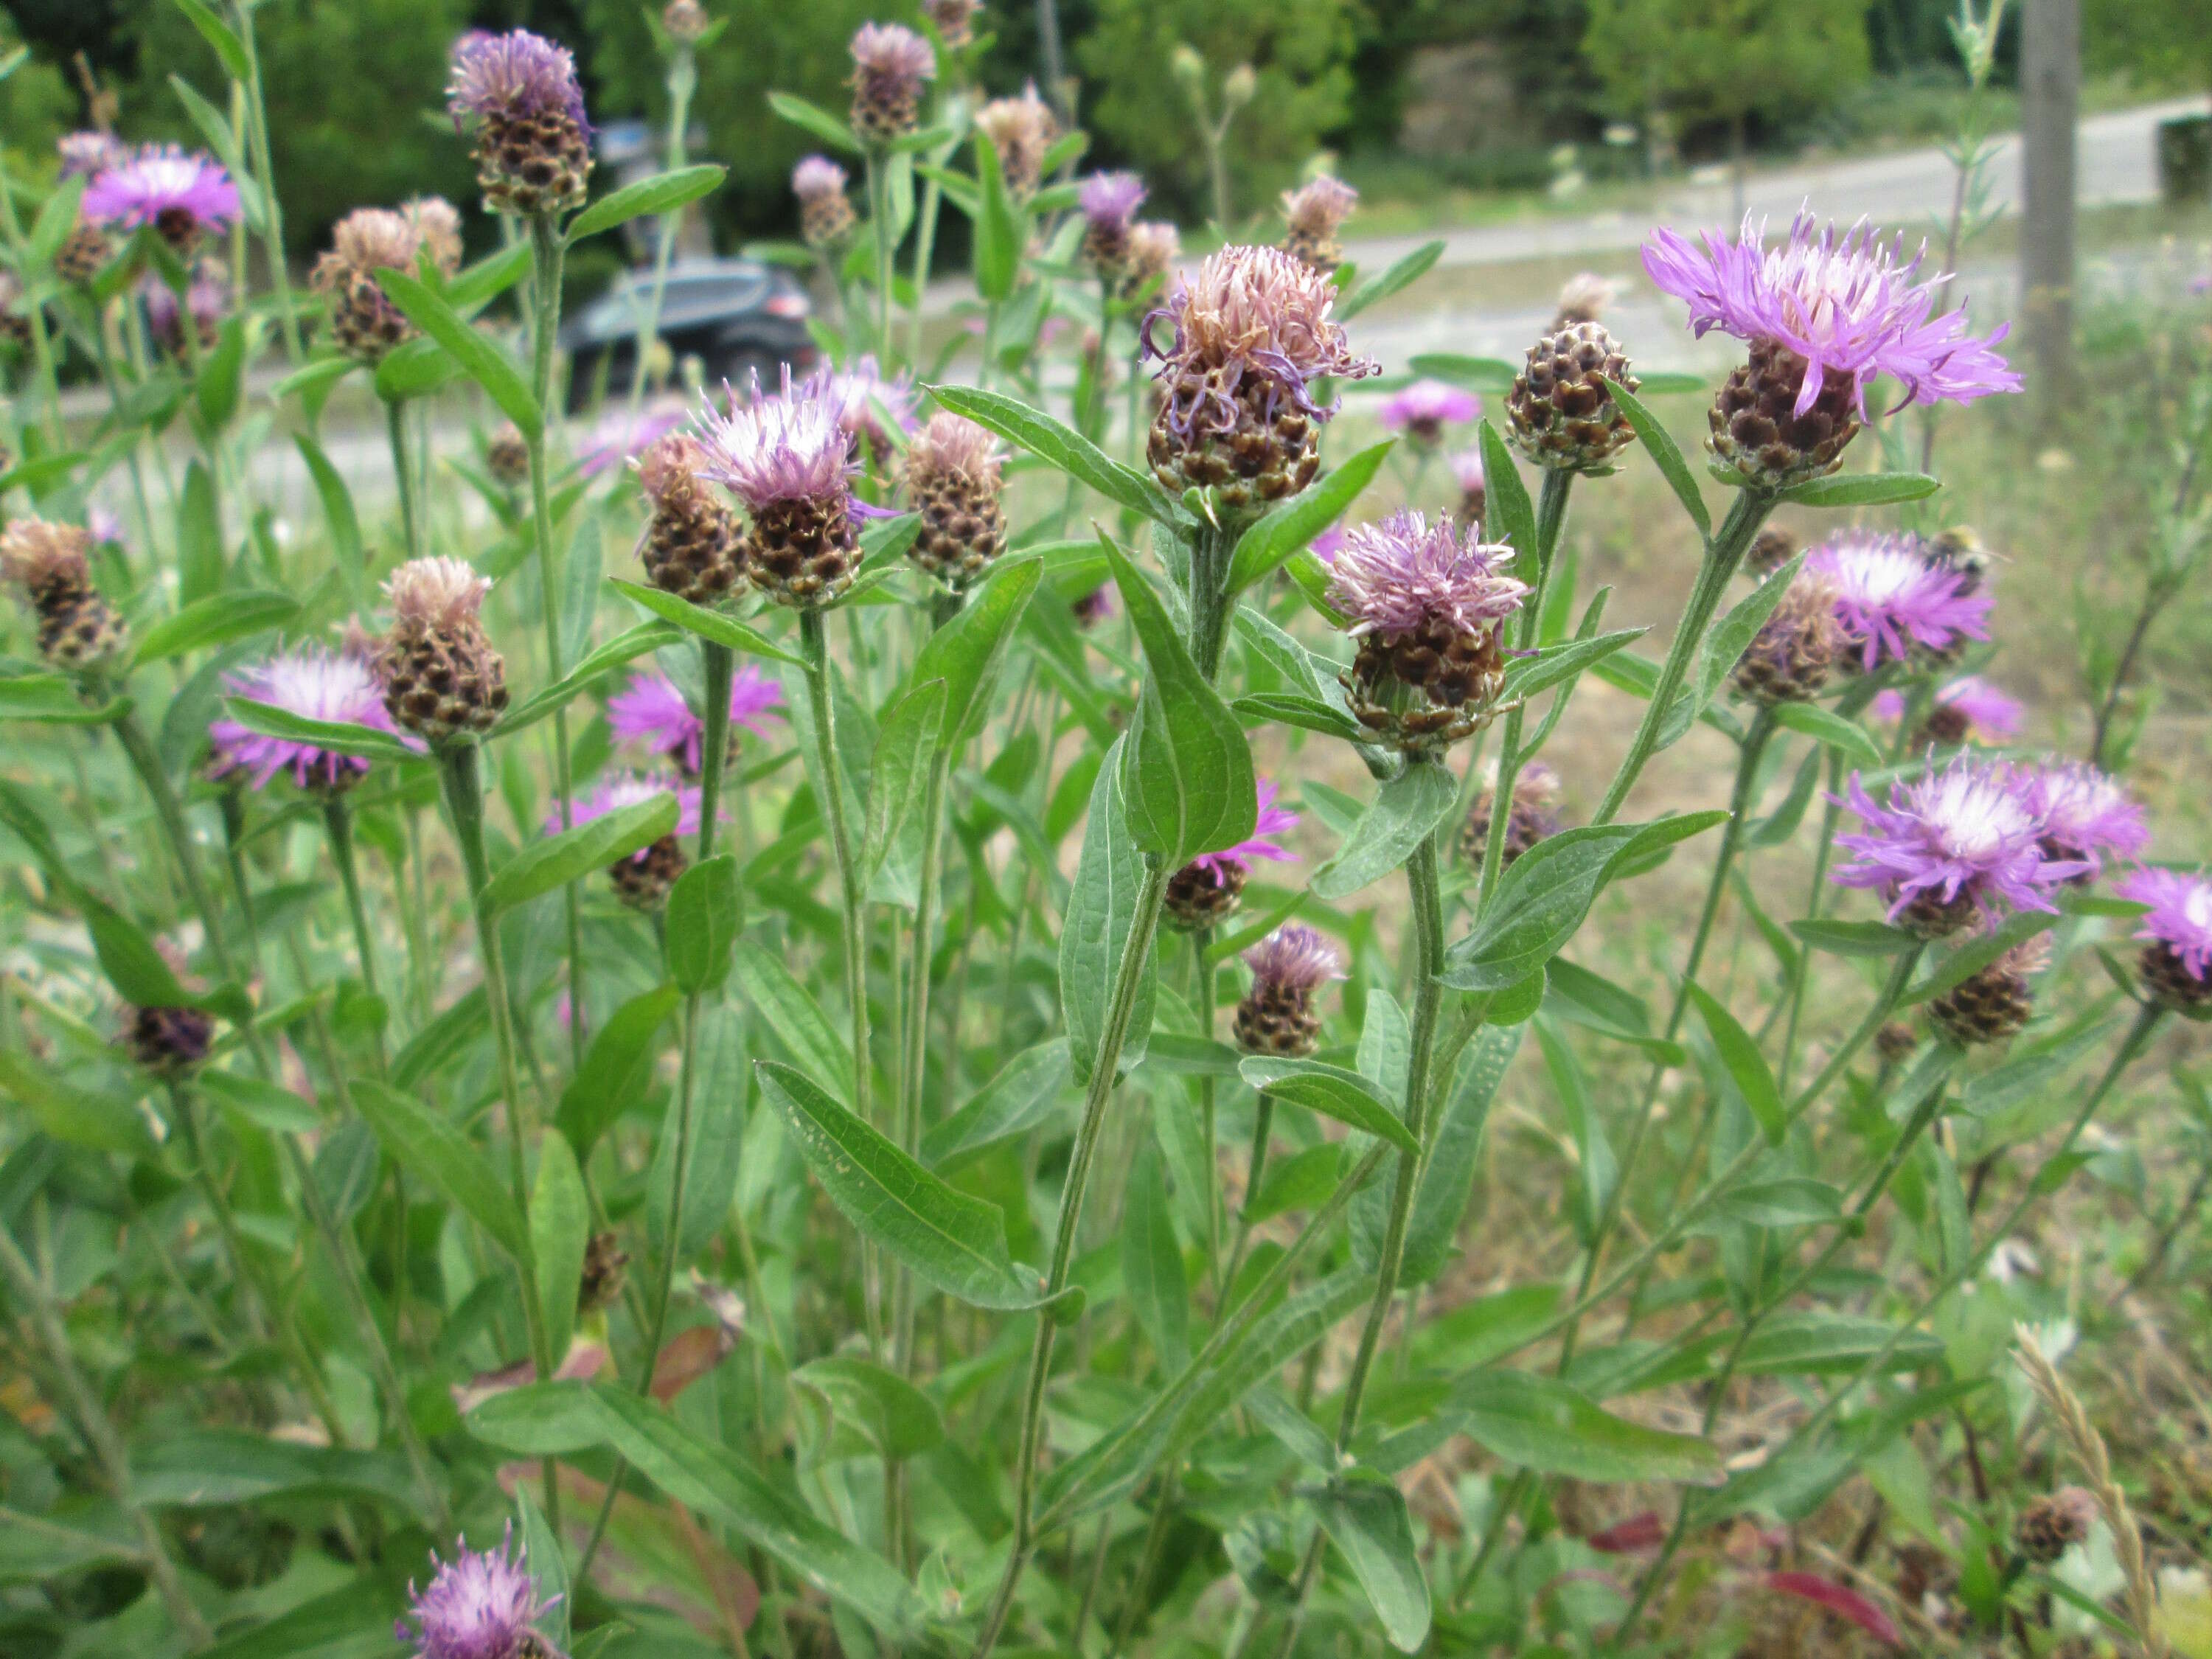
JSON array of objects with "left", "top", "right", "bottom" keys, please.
[
  {"left": 403, "top": 196, "right": 465, "bottom": 276},
  {"left": 386, "top": 556, "right": 490, "bottom": 632},
  {"left": 1732, "top": 569, "right": 1843, "bottom": 706},
  {"left": 1552, "top": 272, "right": 1618, "bottom": 328},
  {"left": 1279, "top": 175, "right": 1357, "bottom": 274},
  {"left": 975, "top": 84, "right": 1057, "bottom": 202},
  {"left": 923, "top": 0, "right": 981, "bottom": 48},
  {"left": 903, "top": 413, "right": 1006, "bottom": 590},
  {"left": 662, "top": 0, "right": 709, "bottom": 43},
  {"left": 0, "top": 517, "right": 94, "bottom": 596},
  {"left": 313, "top": 206, "right": 434, "bottom": 361}
]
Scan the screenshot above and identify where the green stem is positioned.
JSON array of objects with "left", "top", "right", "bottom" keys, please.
[
  {"left": 111, "top": 707, "right": 239, "bottom": 986},
  {"left": 0, "top": 1220, "right": 212, "bottom": 1646},
  {"left": 1591, "top": 488, "right": 1773, "bottom": 826},
  {"left": 322, "top": 796, "right": 386, "bottom": 1076},
  {"left": 799, "top": 609, "right": 874, "bottom": 1129},
  {"left": 866, "top": 147, "right": 897, "bottom": 364},
  {"left": 0, "top": 145, "right": 65, "bottom": 447},
  {"left": 625, "top": 44, "right": 695, "bottom": 416},
  {"left": 1476, "top": 467, "right": 1575, "bottom": 912},
  {"left": 1220, "top": 1089, "right": 1276, "bottom": 1297},
  {"left": 525, "top": 211, "right": 586, "bottom": 1068},
  {"left": 386, "top": 397, "right": 425, "bottom": 567},
  {"left": 1276, "top": 830, "right": 1449, "bottom": 1655},
  {"left": 229, "top": 0, "right": 304, "bottom": 366},
  {"left": 966, "top": 858, "right": 1171, "bottom": 1659}
]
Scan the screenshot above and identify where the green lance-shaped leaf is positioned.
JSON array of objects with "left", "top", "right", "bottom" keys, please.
[
  {"left": 556, "top": 984, "right": 681, "bottom": 1157},
  {"left": 664, "top": 855, "right": 740, "bottom": 995},
  {"left": 930, "top": 383, "right": 1181, "bottom": 526},
  {"left": 376, "top": 268, "right": 542, "bottom": 441},
  {"left": 1478, "top": 418, "right": 1537, "bottom": 566},
  {"left": 1335, "top": 238, "right": 1445, "bottom": 321},
  {"left": 1312, "top": 757, "right": 1459, "bottom": 900},
  {"left": 1237, "top": 1057, "right": 1419, "bottom": 1154},
  {"left": 132, "top": 590, "right": 297, "bottom": 669},
  {"left": 1687, "top": 981, "right": 1785, "bottom": 1145},
  {"left": 1225, "top": 440, "right": 1394, "bottom": 594},
  {"left": 1104, "top": 532, "right": 1257, "bottom": 866},
  {"left": 909, "top": 554, "right": 1041, "bottom": 749},
  {"left": 1658, "top": 552, "right": 1804, "bottom": 748},
  {"left": 756, "top": 1060, "right": 1073, "bottom": 1313},
  {"left": 861, "top": 678, "right": 946, "bottom": 885},
  {"left": 793, "top": 1357, "right": 946, "bottom": 1461},
  {"left": 1770, "top": 700, "right": 1885, "bottom": 769},
  {"left": 734, "top": 940, "right": 854, "bottom": 1103},
  {"left": 1059, "top": 734, "right": 1159, "bottom": 1084},
  {"left": 1604, "top": 375, "right": 1709, "bottom": 540},
  {"left": 607, "top": 577, "right": 805, "bottom": 664},
  {"left": 1779, "top": 470, "right": 1941, "bottom": 509},
  {"left": 218, "top": 698, "right": 425, "bottom": 766},
  {"left": 352, "top": 1079, "right": 527, "bottom": 1261},
  {"left": 481, "top": 792, "right": 678, "bottom": 916},
  {"left": 1121, "top": 1141, "right": 1190, "bottom": 1371},
  {"left": 1310, "top": 1469, "right": 1432, "bottom": 1652},
  {"left": 921, "top": 1038, "right": 1074, "bottom": 1169},
  {"left": 530, "top": 1132, "right": 589, "bottom": 1366},
  {"left": 564, "top": 164, "right": 727, "bottom": 246},
  {"left": 971, "top": 133, "right": 1021, "bottom": 302},
  {"left": 1444, "top": 1368, "right": 1724, "bottom": 1484}
]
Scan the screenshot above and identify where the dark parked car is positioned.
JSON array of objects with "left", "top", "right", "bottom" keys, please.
[{"left": 559, "top": 258, "right": 816, "bottom": 410}]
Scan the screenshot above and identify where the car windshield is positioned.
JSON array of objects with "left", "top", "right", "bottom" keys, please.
[{"left": 575, "top": 268, "right": 775, "bottom": 338}]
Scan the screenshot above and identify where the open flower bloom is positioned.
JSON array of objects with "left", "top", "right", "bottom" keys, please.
[
  {"left": 694, "top": 366, "right": 855, "bottom": 511},
  {"left": 552, "top": 771, "right": 703, "bottom": 852},
  {"left": 2115, "top": 867, "right": 2212, "bottom": 984},
  {"left": 793, "top": 156, "right": 847, "bottom": 203},
  {"left": 1377, "top": 379, "right": 1481, "bottom": 437},
  {"left": 83, "top": 146, "right": 240, "bottom": 246},
  {"left": 818, "top": 356, "right": 918, "bottom": 459},
  {"left": 398, "top": 1526, "right": 555, "bottom": 1659},
  {"left": 1832, "top": 757, "right": 2086, "bottom": 933},
  {"left": 1189, "top": 779, "right": 1299, "bottom": 880},
  {"left": 1809, "top": 531, "right": 1992, "bottom": 669},
  {"left": 607, "top": 665, "right": 783, "bottom": 773},
  {"left": 2015, "top": 759, "right": 2149, "bottom": 874},
  {"left": 1326, "top": 510, "right": 1526, "bottom": 641},
  {"left": 1641, "top": 209, "right": 2021, "bottom": 415},
  {"left": 58, "top": 131, "right": 127, "bottom": 180},
  {"left": 1871, "top": 675, "right": 2023, "bottom": 743},
  {"left": 1080, "top": 171, "right": 1147, "bottom": 236},
  {"left": 577, "top": 402, "right": 689, "bottom": 477},
  {"left": 1244, "top": 921, "right": 1343, "bottom": 993},
  {"left": 445, "top": 27, "right": 589, "bottom": 131},
  {"left": 1146, "top": 244, "right": 1377, "bottom": 443},
  {"left": 209, "top": 647, "right": 415, "bottom": 793}
]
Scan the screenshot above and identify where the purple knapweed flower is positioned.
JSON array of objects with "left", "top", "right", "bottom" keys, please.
[
  {"left": 2016, "top": 759, "right": 2149, "bottom": 874},
  {"left": 1871, "top": 675, "right": 2023, "bottom": 742},
  {"left": 818, "top": 355, "right": 918, "bottom": 459},
  {"left": 1326, "top": 509, "right": 1526, "bottom": 639},
  {"left": 1072, "top": 582, "right": 1116, "bottom": 627},
  {"left": 209, "top": 647, "right": 415, "bottom": 794},
  {"left": 58, "top": 131, "right": 127, "bottom": 180},
  {"left": 606, "top": 665, "right": 783, "bottom": 773},
  {"left": 83, "top": 146, "right": 240, "bottom": 250},
  {"left": 397, "top": 1527, "right": 555, "bottom": 1659},
  {"left": 1809, "top": 531, "right": 1992, "bottom": 669},
  {"left": 1641, "top": 208, "right": 2020, "bottom": 416},
  {"left": 1377, "top": 379, "right": 1481, "bottom": 442},
  {"left": 577, "top": 402, "right": 689, "bottom": 478},
  {"left": 693, "top": 366, "right": 855, "bottom": 509},
  {"left": 1310, "top": 526, "right": 1346, "bottom": 564},
  {"left": 87, "top": 507, "right": 125, "bottom": 548},
  {"left": 1244, "top": 922, "right": 1343, "bottom": 992},
  {"left": 793, "top": 156, "right": 848, "bottom": 203},
  {"left": 141, "top": 262, "right": 229, "bottom": 357},
  {"left": 1080, "top": 171, "right": 1147, "bottom": 234},
  {"left": 848, "top": 23, "right": 936, "bottom": 142},
  {"left": 1145, "top": 243, "right": 1378, "bottom": 442},
  {"left": 553, "top": 771, "right": 703, "bottom": 852},
  {"left": 1189, "top": 779, "right": 1298, "bottom": 881},
  {"left": 2115, "top": 867, "right": 2212, "bottom": 984},
  {"left": 1449, "top": 448, "right": 1486, "bottom": 498},
  {"left": 445, "top": 28, "right": 588, "bottom": 131},
  {"left": 1832, "top": 756, "right": 2085, "bottom": 933}
]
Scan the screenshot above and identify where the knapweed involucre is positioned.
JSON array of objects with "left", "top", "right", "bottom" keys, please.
[
  {"left": 1461, "top": 758, "right": 1565, "bottom": 868},
  {"left": 1234, "top": 923, "right": 1342, "bottom": 1057},
  {"left": 1377, "top": 379, "right": 1480, "bottom": 450},
  {"left": 1809, "top": 530, "right": 1992, "bottom": 669},
  {"left": 635, "top": 432, "right": 743, "bottom": 606},
  {"left": 82, "top": 145, "right": 240, "bottom": 254},
  {"left": 1327, "top": 509, "right": 1527, "bottom": 750},
  {"left": 1079, "top": 172, "right": 1147, "bottom": 285},
  {"left": 1450, "top": 447, "right": 1486, "bottom": 526},
  {"left": 122, "top": 1001, "right": 215, "bottom": 1077},
  {"left": 554, "top": 772, "right": 703, "bottom": 910},
  {"left": 397, "top": 1528, "right": 560, "bottom": 1659},
  {"left": 1871, "top": 675, "right": 2023, "bottom": 746},
  {"left": 142, "top": 260, "right": 229, "bottom": 358},
  {"left": 1929, "top": 935, "right": 2050, "bottom": 1046},
  {"left": 975, "top": 84, "right": 1056, "bottom": 203},
  {"left": 847, "top": 24, "right": 936, "bottom": 145},
  {"left": 1279, "top": 175, "right": 1357, "bottom": 275},
  {"left": 2114, "top": 866, "right": 2212, "bottom": 1012},
  {"left": 694, "top": 367, "right": 860, "bottom": 608},
  {"left": 375, "top": 557, "right": 510, "bottom": 746},
  {"left": 902, "top": 413, "right": 1007, "bottom": 591},
  {"left": 1145, "top": 243, "right": 1377, "bottom": 512},
  {"left": 1731, "top": 567, "right": 1843, "bottom": 706},
  {"left": 1, "top": 518, "right": 128, "bottom": 669},
  {"left": 1832, "top": 756, "right": 2083, "bottom": 938},
  {"left": 1641, "top": 209, "right": 2021, "bottom": 490},
  {"left": 608, "top": 664, "right": 783, "bottom": 776},
  {"left": 209, "top": 646, "right": 411, "bottom": 795},
  {"left": 54, "top": 133, "right": 126, "bottom": 283},
  {"left": 1164, "top": 778, "right": 1298, "bottom": 931},
  {"left": 447, "top": 29, "right": 592, "bottom": 217},
  {"left": 793, "top": 156, "right": 857, "bottom": 252},
  {"left": 313, "top": 201, "right": 463, "bottom": 362},
  {"left": 1506, "top": 314, "right": 1640, "bottom": 473}
]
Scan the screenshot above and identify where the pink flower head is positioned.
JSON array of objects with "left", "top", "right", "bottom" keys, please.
[
  {"left": 1377, "top": 379, "right": 1481, "bottom": 437},
  {"left": 1145, "top": 243, "right": 1378, "bottom": 439},
  {"left": 2115, "top": 867, "right": 2212, "bottom": 984},
  {"left": 792, "top": 156, "right": 848, "bottom": 203},
  {"left": 83, "top": 146, "right": 240, "bottom": 240},
  {"left": 577, "top": 401, "right": 688, "bottom": 478},
  {"left": 1310, "top": 526, "right": 1346, "bottom": 564},
  {"left": 1326, "top": 509, "right": 1526, "bottom": 639},
  {"left": 58, "top": 131, "right": 127, "bottom": 180},
  {"left": 1449, "top": 448, "right": 1486, "bottom": 495},
  {"left": 140, "top": 262, "right": 229, "bottom": 355},
  {"left": 693, "top": 364, "right": 856, "bottom": 509},
  {"left": 818, "top": 355, "right": 917, "bottom": 450},
  {"left": 1641, "top": 209, "right": 2020, "bottom": 417},
  {"left": 849, "top": 22, "right": 936, "bottom": 89},
  {"left": 2016, "top": 759, "right": 2149, "bottom": 873},
  {"left": 209, "top": 646, "right": 414, "bottom": 792},
  {"left": 385, "top": 556, "right": 491, "bottom": 631},
  {"left": 1871, "top": 675, "right": 2023, "bottom": 742},
  {"left": 1244, "top": 922, "right": 1343, "bottom": 993},
  {"left": 397, "top": 1526, "right": 554, "bottom": 1659},
  {"left": 87, "top": 507, "right": 125, "bottom": 548},
  {"left": 1832, "top": 756, "right": 2084, "bottom": 925},
  {"left": 446, "top": 28, "right": 588, "bottom": 131},
  {"left": 1809, "top": 530, "right": 1992, "bottom": 669},
  {"left": 607, "top": 665, "right": 784, "bottom": 772},
  {"left": 1072, "top": 582, "right": 1116, "bottom": 627},
  {"left": 552, "top": 770, "right": 703, "bottom": 854},
  {"left": 1281, "top": 176, "right": 1357, "bottom": 241},
  {"left": 1190, "top": 778, "right": 1299, "bottom": 880},
  {"left": 1079, "top": 171, "right": 1147, "bottom": 232}
]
